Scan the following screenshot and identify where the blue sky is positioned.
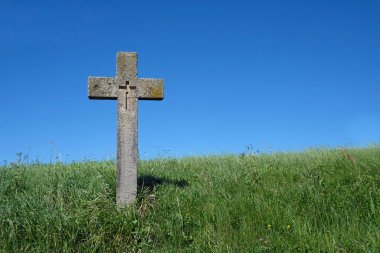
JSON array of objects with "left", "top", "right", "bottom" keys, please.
[{"left": 1, "top": 0, "right": 379, "bottom": 163}]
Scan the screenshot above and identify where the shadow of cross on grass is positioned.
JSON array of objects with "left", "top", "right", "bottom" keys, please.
[{"left": 137, "top": 175, "right": 188, "bottom": 193}]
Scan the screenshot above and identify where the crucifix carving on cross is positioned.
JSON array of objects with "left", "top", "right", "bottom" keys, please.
[{"left": 88, "top": 52, "right": 164, "bottom": 206}]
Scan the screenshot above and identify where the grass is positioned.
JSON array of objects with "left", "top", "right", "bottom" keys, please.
[{"left": 0, "top": 147, "right": 379, "bottom": 252}]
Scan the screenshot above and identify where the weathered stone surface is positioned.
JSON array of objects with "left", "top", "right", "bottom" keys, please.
[
  {"left": 137, "top": 78, "right": 164, "bottom": 100},
  {"left": 117, "top": 52, "right": 137, "bottom": 82},
  {"left": 88, "top": 52, "right": 164, "bottom": 206},
  {"left": 88, "top": 77, "right": 117, "bottom": 99}
]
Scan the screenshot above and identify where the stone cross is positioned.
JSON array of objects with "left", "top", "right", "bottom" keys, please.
[{"left": 88, "top": 52, "right": 164, "bottom": 206}]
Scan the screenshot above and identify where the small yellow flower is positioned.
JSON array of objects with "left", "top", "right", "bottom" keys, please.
[
  {"left": 286, "top": 225, "right": 291, "bottom": 229},
  {"left": 267, "top": 224, "right": 271, "bottom": 229}
]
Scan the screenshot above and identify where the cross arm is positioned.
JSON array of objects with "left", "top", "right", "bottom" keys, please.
[
  {"left": 136, "top": 78, "right": 164, "bottom": 100},
  {"left": 88, "top": 77, "right": 117, "bottom": 100},
  {"left": 88, "top": 77, "right": 164, "bottom": 100}
]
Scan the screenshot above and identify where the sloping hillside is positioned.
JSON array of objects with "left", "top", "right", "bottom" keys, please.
[{"left": 0, "top": 147, "right": 379, "bottom": 252}]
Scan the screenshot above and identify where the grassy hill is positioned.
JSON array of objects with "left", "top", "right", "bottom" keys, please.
[{"left": 0, "top": 147, "right": 379, "bottom": 252}]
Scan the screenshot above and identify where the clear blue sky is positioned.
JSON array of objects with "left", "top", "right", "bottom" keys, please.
[{"left": 1, "top": 0, "right": 379, "bottom": 163}]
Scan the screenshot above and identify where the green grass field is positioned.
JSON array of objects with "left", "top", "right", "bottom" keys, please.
[{"left": 0, "top": 147, "right": 379, "bottom": 252}]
